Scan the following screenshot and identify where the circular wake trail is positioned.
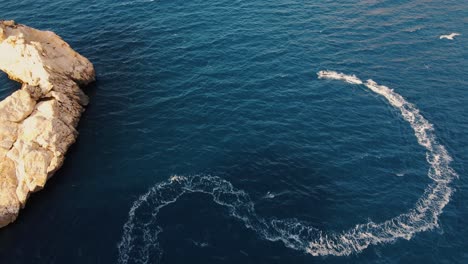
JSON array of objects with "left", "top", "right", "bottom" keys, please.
[{"left": 117, "top": 71, "right": 457, "bottom": 263}]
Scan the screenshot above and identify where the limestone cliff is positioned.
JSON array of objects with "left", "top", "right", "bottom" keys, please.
[{"left": 0, "top": 20, "right": 95, "bottom": 227}]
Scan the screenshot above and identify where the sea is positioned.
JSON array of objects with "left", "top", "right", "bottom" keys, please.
[{"left": 0, "top": 0, "right": 467, "bottom": 263}]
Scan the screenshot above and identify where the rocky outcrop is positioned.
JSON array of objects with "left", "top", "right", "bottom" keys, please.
[{"left": 0, "top": 20, "right": 95, "bottom": 227}]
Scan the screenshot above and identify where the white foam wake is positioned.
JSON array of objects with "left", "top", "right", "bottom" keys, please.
[
  {"left": 117, "top": 71, "right": 457, "bottom": 262},
  {"left": 317, "top": 70, "right": 363, "bottom": 85},
  {"left": 311, "top": 71, "right": 457, "bottom": 255}
]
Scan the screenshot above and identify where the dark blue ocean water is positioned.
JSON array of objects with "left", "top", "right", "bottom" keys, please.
[{"left": 1, "top": 0, "right": 467, "bottom": 263}]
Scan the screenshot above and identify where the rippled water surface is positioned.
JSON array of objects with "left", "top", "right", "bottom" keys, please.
[{"left": 1, "top": 0, "right": 467, "bottom": 263}]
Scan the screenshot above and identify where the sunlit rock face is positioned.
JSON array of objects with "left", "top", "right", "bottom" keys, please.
[{"left": 0, "top": 20, "right": 95, "bottom": 227}]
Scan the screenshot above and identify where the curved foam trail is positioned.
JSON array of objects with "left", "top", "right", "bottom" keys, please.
[
  {"left": 117, "top": 175, "right": 316, "bottom": 263},
  {"left": 311, "top": 71, "right": 457, "bottom": 255},
  {"left": 118, "top": 72, "right": 457, "bottom": 263}
]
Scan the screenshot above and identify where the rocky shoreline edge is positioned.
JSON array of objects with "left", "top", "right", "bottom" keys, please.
[{"left": 0, "top": 20, "right": 95, "bottom": 227}]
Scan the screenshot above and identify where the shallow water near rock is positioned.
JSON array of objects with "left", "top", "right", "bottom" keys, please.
[{"left": 0, "top": 0, "right": 467, "bottom": 263}]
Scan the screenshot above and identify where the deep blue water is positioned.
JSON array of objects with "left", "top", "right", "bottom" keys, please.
[{"left": 1, "top": 0, "right": 467, "bottom": 263}]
